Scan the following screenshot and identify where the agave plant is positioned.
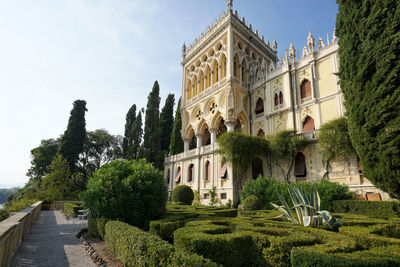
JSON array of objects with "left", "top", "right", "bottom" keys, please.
[{"left": 271, "top": 185, "right": 342, "bottom": 228}]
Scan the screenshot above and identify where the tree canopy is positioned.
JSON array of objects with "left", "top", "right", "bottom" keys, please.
[
  {"left": 170, "top": 98, "right": 184, "bottom": 155},
  {"left": 26, "top": 138, "right": 60, "bottom": 181},
  {"left": 123, "top": 104, "right": 136, "bottom": 159},
  {"left": 128, "top": 110, "right": 143, "bottom": 160},
  {"left": 216, "top": 132, "right": 270, "bottom": 188},
  {"left": 269, "top": 130, "right": 309, "bottom": 183},
  {"left": 319, "top": 117, "right": 355, "bottom": 180},
  {"left": 336, "top": 0, "right": 400, "bottom": 199},
  {"left": 59, "top": 100, "right": 87, "bottom": 170},
  {"left": 143, "top": 81, "right": 162, "bottom": 168},
  {"left": 160, "top": 93, "right": 175, "bottom": 154}
]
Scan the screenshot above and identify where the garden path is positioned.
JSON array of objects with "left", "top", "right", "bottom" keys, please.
[{"left": 10, "top": 210, "right": 96, "bottom": 267}]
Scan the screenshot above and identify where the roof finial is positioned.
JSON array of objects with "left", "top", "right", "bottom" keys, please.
[
  {"left": 182, "top": 42, "right": 186, "bottom": 58},
  {"left": 227, "top": 0, "right": 233, "bottom": 12}
]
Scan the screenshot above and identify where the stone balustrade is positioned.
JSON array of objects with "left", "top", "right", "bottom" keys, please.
[
  {"left": 0, "top": 201, "right": 42, "bottom": 267},
  {"left": 165, "top": 143, "right": 218, "bottom": 164}
]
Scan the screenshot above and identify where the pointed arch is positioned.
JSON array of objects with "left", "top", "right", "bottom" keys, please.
[
  {"left": 255, "top": 98, "right": 264, "bottom": 114},
  {"left": 212, "top": 60, "right": 219, "bottom": 84},
  {"left": 242, "top": 59, "right": 248, "bottom": 83},
  {"left": 193, "top": 75, "right": 198, "bottom": 96},
  {"left": 220, "top": 53, "right": 227, "bottom": 78},
  {"left": 302, "top": 116, "right": 315, "bottom": 133},
  {"left": 205, "top": 65, "right": 211, "bottom": 88},
  {"left": 199, "top": 71, "right": 204, "bottom": 93},
  {"left": 257, "top": 129, "right": 265, "bottom": 137},
  {"left": 187, "top": 80, "right": 192, "bottom": 100},
  {"left": 300, "top": 79, "right": 312, "bottom": 100},
  {"left": 233, "top": 54, "right": 239, "bottom": 78},
  {"left": 236, "top": 112, "right": 250, "bottom": 134}
]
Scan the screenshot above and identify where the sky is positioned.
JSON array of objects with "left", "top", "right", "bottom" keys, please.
[{"left": 0, "top": 0, "right": 338, "bottom": 188}]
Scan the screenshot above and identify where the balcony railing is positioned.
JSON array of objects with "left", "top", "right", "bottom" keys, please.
[
  {"left": 299, "top": 129, "right": 320, "bottom": 141},
  {"left": 165, "top": 144, "right": 218, "bottom": 163}
]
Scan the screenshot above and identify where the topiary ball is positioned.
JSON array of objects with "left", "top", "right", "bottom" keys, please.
[
  {"left": 242, "top": 195, "right": 264, "bottom": 211},
  {"left": 172, "top": 185, "right": 194, "bottom": 205}
]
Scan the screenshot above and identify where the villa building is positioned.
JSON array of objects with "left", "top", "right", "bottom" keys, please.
[{"left": 164, "top": 1, "right": 389, "bottom": 204}]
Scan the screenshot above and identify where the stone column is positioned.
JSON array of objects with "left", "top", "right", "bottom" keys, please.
[
  {"left": 209, "top": 127, "right": 218, "bottom": 144},
  {"left": 225, "top": 119, "right": 236, "bottom": 132},
  {"left": 196, "top": 133, "right": 203, "bottom": 148},
  {"left": 183, "top": 137, "right": 190, "bottom": 151}
]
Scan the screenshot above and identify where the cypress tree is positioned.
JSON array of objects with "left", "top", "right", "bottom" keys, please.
[
  {"left": 59, "top": 100, "right": 87, "bottom": 171},
  {"left": 160, "top": 94, "right": 175, "bottom": 153},
  {"left": 336, "top": 0, "right": 400, "bottom": 199},
  {"left": 170, "top": 98, "right": 184, "bottom": 155},
  {"left": 122, "top": 104, "right": 136, "bottom": 159},
  {"left": 143, "top": 81, "right": 161, "bottom": 168},
  {"left": 128, "top": 111, "right": 143, "bottom": 160}
]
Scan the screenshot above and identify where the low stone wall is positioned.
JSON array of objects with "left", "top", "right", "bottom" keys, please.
[
  {"left": 52, "top": 200, "right": 81, "bottom": 210},
  {"left": 0, "top": 201, "right": 42, "bottom": 267}
]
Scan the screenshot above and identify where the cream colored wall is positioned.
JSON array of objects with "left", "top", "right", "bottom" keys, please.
[
  {"left": 316, "top": 57, "right": 336, "bottom": 98},
  {"left": 320, "top": 98, "right": 339, "bottom": 124}
]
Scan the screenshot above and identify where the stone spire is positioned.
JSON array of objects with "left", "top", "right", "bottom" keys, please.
[
  {"left": 227, "top": 0, "right": 233, "bottom": 12},
  {"left": 182, "top": 42, "right": 186, "bottom": 58},
  {"left": 272, "top": 40, "right": 277, "bottom": 52},
  {"left": 289, "top": 41, "right": 296, "bottom": 62},
  {"left": 307, "top": 29, "right": 315, "bottom": 52}
]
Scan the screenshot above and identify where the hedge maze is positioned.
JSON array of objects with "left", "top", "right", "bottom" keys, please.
[{"left": 91, "top": 202, "right": 400, "bottom": 266}]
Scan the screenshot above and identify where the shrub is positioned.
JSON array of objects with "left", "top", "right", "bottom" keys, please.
[
  {"left": 242, "top": 195, "right": 264, "bottom": 211},
  {"left": 174, "top": 220, "right": 268, "bottom": 266},
  {"left": 332, "top": 200, "right": 400, "bottom": 218},
  {"left": 105, "top": 221, "right": 218, "bottom": 267},
  {"left": 63, "top": 203, "right": 81, "bottom": 218},
  {"left": 81, "top": 159, "right": 167, "bottom": 230},
  {"left": 88, "top": 217, "right": 110, "bottom": 240},
  {"left": 172, "top": 185, "right": 194, "bottom": 205},
  {"left": 241, "top": 177, "right": 353, "bottom": 210}
]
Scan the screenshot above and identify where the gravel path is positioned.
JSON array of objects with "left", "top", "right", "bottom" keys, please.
[{"left": 11, "top": 210, "right": 96, "bottom": 267}]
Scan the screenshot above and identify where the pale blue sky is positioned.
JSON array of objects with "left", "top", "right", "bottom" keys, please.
[{"left": 0, "top": 0, "right": 338, "bottom": 187}]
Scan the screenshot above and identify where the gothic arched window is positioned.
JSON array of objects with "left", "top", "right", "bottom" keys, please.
[
  {"left": 188, "top": 164, "right": 194, "bottom": 182},
  {"left": 254, "top": 98, "right": 264, "bottom": 114},
  {"left": 302, "top": 116, "right": 315, "bottom": 133},
  {"left": 300, "top": 79, "right": 312, "bottom": 101},
  {"left": 205, "top": 161, "right": 210, "bottom": 181},
  {"left": 257, "top": 129, "right": 265, "bottom": 137}
]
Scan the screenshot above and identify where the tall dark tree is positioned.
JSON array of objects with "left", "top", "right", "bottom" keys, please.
[
  {"left": 143, "top": 81, "right": 162, "bottom": 168},
  {"left": 160, "top": 94, "right": 175, "bottom": 153},
  {"left": 336, "top": 0, "right": 400, "bottom": 199},
  {"left": 170, "top": 98, "right": 184, "bottom": 155},
  {"left": 58, "top": 100, "right": 87, "bottom": 171},
  {"left": 26, "top": 138, "right": 60, "bottom": 181},
  {"left": 127, "top": 111, "right": 143, "bottom": 160},
  {"left": 122, "top": 104, "right": 136, "bottom": 159}
]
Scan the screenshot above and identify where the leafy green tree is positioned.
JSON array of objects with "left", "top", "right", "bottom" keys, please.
[
  {"left": 319, "top": 117, "right": 355, "bottom": 180},
  {"left": 127, "top": 110, "right": 143, "bottom": 160},
  {"left": 336, "top": 0, "right": 400, "bottom": 199},
  {"left": 79, "top": 129, "right": 123, "bottom": 176},
  {"left": 216, "top": 132, "right": 271, "bottom": 189},
  {"left": 0, "top": 188, "right": 19, "bottom": 203},
  {"left": 81, "top": 159, "right": 167, "bottom": 229},
  {"left": 170, "top": 98, "right": 184, "bottom": 155},
  {"left": 26, "top": 138, "right": 60, "bottom": 181},
  {"left": 270, "top": 130, "right": 309, "bottom": 183},
  {"left": 59, "top": 100, "right": 88, "bottom": 170},
  {"left": 123, "top": 104, "right": 136, "bottom": 159},
  {"left": 160, "top": 94, "right": 175, "bottom": 154},
  {"left": 40, "top": 154, "right": 80, "bottom": 201},
  {"left": 143, "top": 81, "right": 161, "bottom": 168}
]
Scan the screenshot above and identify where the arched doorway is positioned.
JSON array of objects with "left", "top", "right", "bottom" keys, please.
[
  {"left": 294, "top": 152, "right": 306, "bottom": 178},
  {"left": 252, "top": 157, "right": 263, "bottom": 179}
]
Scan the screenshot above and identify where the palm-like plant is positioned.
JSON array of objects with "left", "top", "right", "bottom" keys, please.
[{"left": 271, "top": 185, "right": 342, "bottom": 228}]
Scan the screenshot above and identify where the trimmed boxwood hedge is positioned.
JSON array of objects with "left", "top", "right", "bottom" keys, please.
[
  {"left": 332, "top": 200, "right": 400, "bottom": 218},
  {"left": 88, "top": 217, "right": 110, "bottom": 240},
  {"left": 174, "top": 220, "right": 269, "bottom": 266},
  {"left": 104, "top": 221, "right": 219, "bottom": 267},
  {"left": 242, "top": 195, "right": 264, "bottom": 211},
  {"left": 63, "top": 203, "right": 81, "bottom": 218},
  {"left": 172, "top": 185, "right": 194, "bottom": 205}
]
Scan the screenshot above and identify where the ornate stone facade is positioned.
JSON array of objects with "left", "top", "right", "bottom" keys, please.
[{"left": 164, "top": 1, "right": 391, "bottom": 204}]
